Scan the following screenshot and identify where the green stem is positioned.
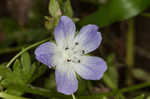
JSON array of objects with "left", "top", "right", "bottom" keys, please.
[
  {"left": 72, "top": 94, "right": 76, "bottom": 99},
  {"left": 24, "top": 85, "right": 53, "bottom": 97},
  {"left": 119, "top": 82, "right": 150, "bottom": 93},
  {"left": 78, "top": 82, "right": 150, "bottom": 99},
  {"left": 21, "top": 82, "right": 150, "bottom": 99},
  {"left": 0, "top": 92, "right": 30, "bottom": 99},
  {"left": 126, "top": 19, "right": 135, "bottom": 85},
  {"left": 23, "top": 85, "right": 71, "bottom": 99},
  {"left": 126, "top": 19, "right": 135, "bottom": 67},
  {"left": 141, "top": 13, "right": 150, "bottom": 18},
  {"left": 6, "top": 38, "right": 49, "bottom": 68}
]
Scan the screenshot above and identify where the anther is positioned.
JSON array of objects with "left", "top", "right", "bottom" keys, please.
[
  {"left": 75, "top": 42, "right": 79, "bottom": 45},
  {"left": 67, "top": 59, "right": 71, "bottom": 62},
  {"left": 78, "top": 60, "right": 80, "bottom": 63},
  {"left": 65, "top": 47, "right": 69, "bottom": 50},
  {"left": 82, "top": 50, "right": 85, "bottom": 54}
]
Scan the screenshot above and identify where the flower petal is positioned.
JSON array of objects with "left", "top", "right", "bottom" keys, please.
[
  {"left": 74, "top": 56, "right": 107, "bottom": 80},
  {"left": 34, "top": 42, "right": 56, "bottom": 68},
  {"left": 55, "top": 65, "right": 78, "bottom": 95},
  {"left": 75, "top": 25, "right": 102, "bottom": 54},
  {"left": 54, "top": 16, "right": 76, "bottom": 47}
]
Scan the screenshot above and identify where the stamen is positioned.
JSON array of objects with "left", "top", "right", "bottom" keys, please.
[
  {"left": 75, "top": 42, "right": 79, "bottom": 45},
  {"left": 65, "top": 47, "right": 69, "bottom": 50},
  {"left": 67, "top": 59, "right": 71, "bottom": 62},
  {"left": 78, "top": 60, "right": 80, "bottom": 63},
  {"left": 82, "top": 50, "right": 85, "bottom": 54}
]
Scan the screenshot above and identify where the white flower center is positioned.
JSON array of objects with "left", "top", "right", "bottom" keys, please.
[
  {"left": 54, "top": 42, "right": 85, "bottom": 65},
  {"left": 63, "top": 42, "right": 84, "bottom": 63}
]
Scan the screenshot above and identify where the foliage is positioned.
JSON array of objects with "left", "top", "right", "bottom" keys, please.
[
  {"left": 0, "top": 52, "right": 47, "bottom": 96},
  {"left": 80, "top": 0, "right": 150, "bottom": 27}
]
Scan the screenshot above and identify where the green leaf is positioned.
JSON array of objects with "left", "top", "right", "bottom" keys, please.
[
  {"left": 101, "top": 96, "right": 108, "bottom": 99},
  {"left": 30, "top": 63, "right": 48, "bottom": 81},
  {"left": 81, "top": 0, "right": 103, "bottom": 5},
  {"left": 0, "top": 65, "right": 13, "bottom": 79},
  {"left": 64, "top": 0, "right": 73, "bottom": 17},
  {"left": 134, "top": 94, "right": 145, "bottom": 99},
  {"left": 78, "top": 95, "right": 108, "bottom": 99},
  {"left": 132, "top": 68, "right": 150, "bottom": 81},
  {"left": 103, "top": 73, "right": 117, "bottom": 89},
  {"left": 5, "top": 89, "right": 23, "bottom": 96},
  {"left": 80, "top": 0, "right": 150, "bottom": 27},
  {"left": 21, "top": 52, "right": 33, "bottom": 82},
  {"left": 0, "top": 64, "right": 25, "bottom": 96},
  {"left": 114, "top": 93, "right": 126, "bottom": 99},
  {"left": 0, "top": 52, "right": 47, "bottom": 96},
  {"left": 44, "top": 73, "right": 56, "bottom": 90},
  {"left": 21, "top": 52, "right": 31, "bottom": 72},
  {"left": 76, "top": 79, "right": 87, "bottom": 95},
  {"left": 147, "top": 96, "right": 150, "bottom": 99},
  {"left": 25, "top": 63, "right": 36, "bottom": 83},
  {"left": 102, "top": 54, "right": 118, "bottom": 89},
  {"left": 49, "top": 0, "right": 62, "bottom": 17},
  {"left": 13, "top": 59, "right": 22, "bottom": 74}
]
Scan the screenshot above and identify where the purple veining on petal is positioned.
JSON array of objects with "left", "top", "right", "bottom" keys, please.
[
  {"left": 75, "top": 24, "right": 102, "bottom": 54},
  {"left": 55, "top": 65, "right": 78, "bottom": 95},
  {"left": 54, "top": 16, "right": 76, "bottom": 46},
  {"left": 74, "top": 56, "right": 107, "bottom": 80},
  {"left": 34, "top": 42, "right": 56, "bottom": 68}
]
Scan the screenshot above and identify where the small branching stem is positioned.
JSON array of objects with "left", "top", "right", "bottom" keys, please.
[{"left": 6, "top": 38, "right": 49, "bottom": 68}]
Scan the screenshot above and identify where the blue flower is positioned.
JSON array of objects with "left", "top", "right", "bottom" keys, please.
[{"left": 35, "top": 16, "right": 107, "bottom": 95}]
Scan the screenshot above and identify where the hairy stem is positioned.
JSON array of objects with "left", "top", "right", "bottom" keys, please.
[{"left": 6, "top": 38, "right": 49, "bottom": 68}]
